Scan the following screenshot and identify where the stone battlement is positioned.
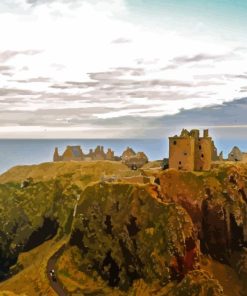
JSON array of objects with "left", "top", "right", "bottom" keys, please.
[
  {"left": 53, "top": 145, "right": 149, "bottom": 168},
  {"left": 53, "top": 145, "right": 117, "bottom": 162}
]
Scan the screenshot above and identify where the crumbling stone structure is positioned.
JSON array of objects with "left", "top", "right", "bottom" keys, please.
[
  {"left": 169, "top": 129, "right": 217, "bottom": 171},
  {"left": 228, "top": 146, "right": 243, "bottom": 162},
  {"left": 121, "top": 147, "right": 148, "bottom": 168},
  {"left": 53, "top": 145, "right": 117, "bottom": 162}
]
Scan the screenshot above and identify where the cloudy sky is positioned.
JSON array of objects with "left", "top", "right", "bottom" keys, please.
[{"left": 0, "top": 0, "right": 247, "bottom": 139}]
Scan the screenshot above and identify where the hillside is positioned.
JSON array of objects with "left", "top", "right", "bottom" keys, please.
[
  {"left": 0, "top": 161, "right": 246, "bottom": 295},
  {"left": 0, "top": 161, "right": 133, "bottom": 184},
  {"left": 0, "top": 161, "right": 139, "bottom": 295},
  {"left": 56, "top": 181, "right": 223, "bottom": 295}
]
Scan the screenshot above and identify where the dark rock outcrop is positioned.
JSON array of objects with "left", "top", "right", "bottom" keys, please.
[
  {"left": 70, "top": 182, "right": 198, "bottom": 290},
  {"left": 158, "top": 165, "right": 247, "bottom": 292}
]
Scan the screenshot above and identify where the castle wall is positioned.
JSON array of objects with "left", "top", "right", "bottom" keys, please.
[
  {"left": 169, "top": 137, "right": 195, "bottom": 171},
  {"left": 106, "top": 149, "right": 114, "bottom": 160},
  {"left": 194, "top": 138, "right": 212, "bottom": 171},
  {"left": 62, "top": 146, "right": 84, "bottom": 161},
  {"left": 53, "top": 145, "right": 119, "bottom": 162}
]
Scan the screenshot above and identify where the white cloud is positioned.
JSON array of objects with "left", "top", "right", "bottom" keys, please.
[{"left": 0, "top": 0, "right": 247, "bottom": 137}]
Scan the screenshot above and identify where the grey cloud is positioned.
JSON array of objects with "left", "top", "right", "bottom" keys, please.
[
  {"left": 89, "top": 71, "right": 125, "bottom": 81},
  {"left": 26, "top": 0, "right": 58, "bottom": 4},
  {"left": 0, "top": 65, "right": 12, "bottom": 71},
  {"left": 0, "top": 50, "right": 41, "bottom": 63},
  {"left": 0, "top": 62, "right": 247, "bottom": 135},
  {"left": 115, "top": 67, "right": 145, "bottom": 76},
  {"left": 112, "top": 38, "right": 131, "bottom": 44},
  {"left": 0, "top": 106, "right": 114, "bottom": 127},
  {"left": 152, "top": 97, "right": 247, "bottom": 128},
  {"left": 241, "top": 86, "right": 247, "bottom": 92},
  {"left": 193, "top": 73, "right": 247, "bottom": 82},
  {"left": 224, "top": 73, "right": 247, "bottom": 80},
  {"left": 164, "top": 52, "right": 235, "bottom": 71},
  {"left": 172, "top": 53, "right": 231, "bottom": 64},
  {"left": 135, "top": 58, "right": 160, "bottom": 65},
  {"left": 107, "top": 97, "right": 247, "bottom": 138},
  {"left": 14, "top": 77, "right": 51, "bottom": 83},
  {"left": 0, "top": 65, "right": 13, "bottom": 76},
  {"left": 49, "top": 80, "right": 98, "bottom": 89},
  {"left": 25, "top": 0, "right": 83, "bottom": 6},
  {"left": 0, "top": 88, "right": 38, "bottom": 96},
  {"left": 0, "top": 95, "right": 247, "bottom": 138},
  {"left": 87, "top": 68, "right": 225, "bottom": 92},
  {"left": 88, "top": 70, "right": 193, "bottom": 88}
]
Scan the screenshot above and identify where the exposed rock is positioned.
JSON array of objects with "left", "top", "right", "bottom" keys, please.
[
  {"left": 70, "top": 182, "right": 198, "bottom": 290},
  {"left": 158, "top": 165, "right": 247, "bottom": 292},
  {"left": 121, "top": 148, "right": 148, "bottom": 169}
]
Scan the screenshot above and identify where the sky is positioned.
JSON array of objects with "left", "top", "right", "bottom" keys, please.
[{"left": 0, "top": 0, "right": 247, "bottom": 139}]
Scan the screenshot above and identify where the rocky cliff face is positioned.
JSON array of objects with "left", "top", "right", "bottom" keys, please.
[
  {"left": 70, "top": 182, "right": 199, "bottom": 290},
  {"left": 1, "top": 161, "right": 247, "bottom": 295},
  {"left": 158, "top": 164, "right": 247, "bottom": 291}
]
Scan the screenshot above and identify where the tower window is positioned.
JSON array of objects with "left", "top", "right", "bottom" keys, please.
[
  {"left": 173, "top": 141, "right": 177, "bottom": 145},
  {"left": 179, "top": 161, "right": 182, "bottom": 165},
  {"left": 199, "top": 145, "right": 202, "bottom": 150},
  {"left": 201, "top": 154, "right": 204, "bottom": 158},
  {"left": 184, "top": 152, "right": 187, "bottom": 156}
]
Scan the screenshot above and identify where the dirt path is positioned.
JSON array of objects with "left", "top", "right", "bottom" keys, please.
[{"left": 47, "top": 244, "right": 68, "bottom": 296}]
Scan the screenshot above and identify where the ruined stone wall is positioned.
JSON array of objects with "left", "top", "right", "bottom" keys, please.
[
  {"left": 124, "top": 156, "right": 148, "bottom": 169},
  {"left": 53, "top": 146, "right": 126, "bottom": 163},
  {"left": 62, "top": 146, "right": 84, "bottom": 161},
  {"left": 169, "top": 137, "right": 195, "bottom": 171},
  {"left": 106, "top": 149, "right": 114, "bottom": 160}
]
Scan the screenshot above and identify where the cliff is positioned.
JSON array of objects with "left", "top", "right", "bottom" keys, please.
[
  {"left": 70, "top": 183, "right": 197, "bottom": 289},
  {"left": 156, "top": 163, "right": 247, "bottom": 293},
  {"left": 0, "top": 161, "right": 247, "bottom": 295}
]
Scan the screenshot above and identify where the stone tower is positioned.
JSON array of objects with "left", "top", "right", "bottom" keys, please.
[
  {"left": 169, "top": 129, "right": 215, "bottom": 171},
  {"left": 194, "top": 129, "right": 212, "bottom": 171},
  {"left": 169, "top": 130, "right": 195, "bottom": 171}
]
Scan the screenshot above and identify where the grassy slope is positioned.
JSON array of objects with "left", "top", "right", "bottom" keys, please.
[
  {"left": 0, "top": 161, "right": 134, "bottom": 184},
  {"left": 59, "top": 182, "right": 201, "bottom": 294},
  {"left": 0, "top": 238, "right": 66, "bottom": 296},
  {"left": 0, "top": 161, "right": 246, "bottom": 295},
  {"left": 0, "top": 161, "right": 137, "bottom": 296}
]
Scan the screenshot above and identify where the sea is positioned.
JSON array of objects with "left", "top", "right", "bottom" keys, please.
[{"left": 0, "top": 138, "right": 246, "bottom": 174}]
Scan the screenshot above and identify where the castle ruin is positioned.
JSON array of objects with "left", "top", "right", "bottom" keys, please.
[
  {"left": 227, "top": 146, "right": 247, "bottom": 162},
  {"left": 53, "top": 145, "right": 117, "bottom": 162},
  {"left": 121, "top": 147, "right": 148, "bottom": 169},
  {"left": 169, "top": 129, "right": 218, "bottom": 171}
]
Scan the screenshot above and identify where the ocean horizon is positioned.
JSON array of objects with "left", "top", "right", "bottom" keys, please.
[{"left": 0, "top": 138, "right": 246, "bottom": 174}]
